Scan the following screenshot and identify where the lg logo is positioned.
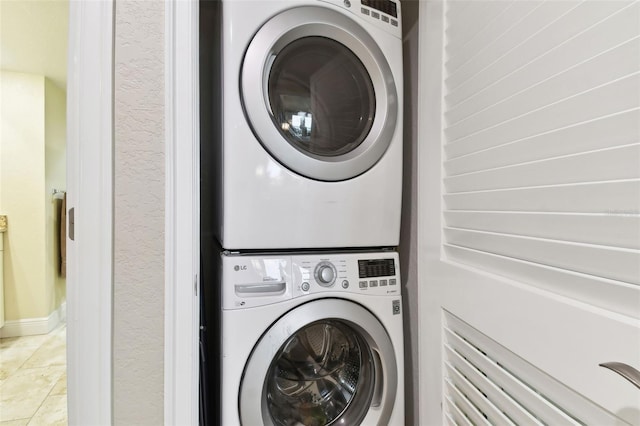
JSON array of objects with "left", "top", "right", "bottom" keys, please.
[{"left": 234, "top": 265, "right": 247, "bottom": 271}]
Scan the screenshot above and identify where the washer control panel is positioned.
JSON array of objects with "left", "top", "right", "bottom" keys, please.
[
  {"left": 293, "top": 252, "right": 400, "bottom": 298},
  {"left": 222, "top": 251, "right": 400, "bottom": 309}
]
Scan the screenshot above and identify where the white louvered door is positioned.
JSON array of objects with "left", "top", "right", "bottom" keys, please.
[{"left": 418, "top": 1, "right": 640, "bottom": 424}]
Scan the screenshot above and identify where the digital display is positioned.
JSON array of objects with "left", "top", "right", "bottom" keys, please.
[
  {"left": 362, "top": 0, "right": 398, "bottom": 18},
  {"left": 358, "top": 258, "right": 396, "bottom": 278}
]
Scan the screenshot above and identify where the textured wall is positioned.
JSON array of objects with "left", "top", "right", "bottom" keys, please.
[{"left": 113, "top": 0, "right": 165, "bottom": 424}]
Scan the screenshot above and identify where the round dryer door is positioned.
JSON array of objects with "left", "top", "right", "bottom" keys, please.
[
  {"left": 239, "top": 299, "right": 398, "bottom": 425},
  {"left": 241, "top": 6, "right": 398, "bottom": 181}
]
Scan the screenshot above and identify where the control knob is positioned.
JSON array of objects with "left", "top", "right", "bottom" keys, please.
[{"left": 314, "top": 261, "right": 337, "bottom": 287}]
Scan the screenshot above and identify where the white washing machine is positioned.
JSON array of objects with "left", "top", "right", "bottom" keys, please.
[
  {"left": 219, "top": 250, "right": 404, "bottom": 425},
  {"left": 207, "top": 0, "right": 404, "bottom": 250}
]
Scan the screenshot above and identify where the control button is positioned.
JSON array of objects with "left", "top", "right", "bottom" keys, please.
[
  {"left": 371, "top": 11, "right": 380, "bottom": 19},
  {"left": 344, "top": 0, "right": 351, "bottom": 7},
  {"left": 380, "top": 279, "right": 388, "bottom": 286},
  {"left": 391, "top": 19, "right": 398, "bottom": 27},
  {"left": 361, "top": 7, "right": 369, "bottom": 15},
  {"left": 370, "top": 280, "right": 378, "bottom": 287},
  {"left": 359, "top": 281, "right": 368, "bottom": 289},
  {"left": 381, "top": 15, "right": 389, "bottom": 23},
  {"left": 301, "top": 282, "right": 310, "bottom": 292},
  {"left": 342, "top": 280, "right": 349, "bottom": 289},
  {"left": 390, "top": 278, "right": 397, "bottom": 286}
]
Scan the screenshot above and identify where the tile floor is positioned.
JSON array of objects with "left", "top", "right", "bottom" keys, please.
[{"left": 0, "top": 323, "right": 67, "bottom": 425}]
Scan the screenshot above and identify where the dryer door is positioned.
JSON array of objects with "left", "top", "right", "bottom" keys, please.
[
  {"left": 239, "top": 299, "right": 398, "bottom": 425},
  {"left": 241, "top": 6, "right": 398, "bottom": 181}
]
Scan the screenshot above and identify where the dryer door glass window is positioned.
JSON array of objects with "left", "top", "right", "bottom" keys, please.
[
  {"left": 265, "top": 319, "right": 375, "bottom": 425},
  {"left": 268, "top": 37, "right": 375, "bottom": 157}
]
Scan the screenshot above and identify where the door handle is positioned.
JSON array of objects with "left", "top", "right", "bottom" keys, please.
[
  {"left": 234, "top": 282, "right": 286, "bottom": 296},
  {"left": 599, "top": 362, "right": 640, "bottom": 390}
]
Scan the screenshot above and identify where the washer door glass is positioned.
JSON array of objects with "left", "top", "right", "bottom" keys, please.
[
  {"left": 268, "top": 37, "right": 375, "bottom": 158},
  {"left": 265, "top": 320, "right": 374, "bottom": 426}
]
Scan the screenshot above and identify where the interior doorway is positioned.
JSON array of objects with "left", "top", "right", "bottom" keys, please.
[{"left": 0, "top": 1, "right": 69, "bottom": 423}]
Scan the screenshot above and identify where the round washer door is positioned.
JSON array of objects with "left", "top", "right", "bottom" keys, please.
[
  {"left": 239, "top": 299, "right": 398, "bottom": 425},
  {"left": 241, "top": 6, "right": 398, "bottom": 181}
]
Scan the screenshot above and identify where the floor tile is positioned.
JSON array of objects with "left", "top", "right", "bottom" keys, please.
[
  {"left": 0, "top": 419, "right": 30, "bottom": 426},
  {"left": 50, "top": 373, "right": 67, "bottom": 396},
  {"left": 21, "top": 334, "right": 66, "bottom": 369},
  {"left": 0, "top": 335, "right": 49, "bottom": 351},
  {"left": 0, "top": 367, "right": 64, "bottom": 422},
  {"left": 27, "top": 395, "right": 67, "bottom": 426},
  {"left": 0, "top": 347, "right": 32, "bottom": 381}
]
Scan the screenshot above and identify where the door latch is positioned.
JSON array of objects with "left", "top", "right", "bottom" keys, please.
[{"left": 69, "top": 207, "right": 75, "bottom": 241}]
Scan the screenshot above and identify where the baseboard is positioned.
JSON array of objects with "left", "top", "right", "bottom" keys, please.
[
  {"left": 0, "top": 302, "right": 66, "bottom": 338},
  {"left": 60, "top": 301, "right": 67, "bottom": 322}
]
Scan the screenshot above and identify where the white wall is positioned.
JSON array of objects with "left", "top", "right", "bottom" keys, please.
[{"left": 113, "top": 0, "right": 165, "bottom": 423}]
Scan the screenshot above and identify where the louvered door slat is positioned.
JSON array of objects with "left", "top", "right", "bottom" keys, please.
[
  {"left": 446, "top": 1, "right": 634, "bottom": 104},
  {"left": 445, "top": 0, "right": 578, "bottom": 97},
  {"left": 446, "top": 73, "right": 639, "bottom": 152},
  {"left": 446, "top": 362, "right": 518, "bottom": 426},
  {"left": 445, "top": 180, "right": 640, "bottom": 213},
  {"left": 445, "top": 144, "right": 640, "bottom": 193},
  {"left": 445, "top": 227, "right": 640, "bottom": 284},
  {"left": 443, "top": 244, "right": 640, "bottom": 319},
  {"left": 446, "top": 37, "right": 639, "bottom": 134},
  {"left": 446, "top": 349, "right": 543, "bottom": 426},
  {"left": 448, "top": 23, "right": 639, "bottom": 126},
  {"left": 444, "top": 110, "right": 640, "bottom": 176},
  {"left": 444, "top": 211, "right": 640, "bottom": 250},
  {"left": 445, "top": 1, "right": 508, "bottom": 55},
  {"left": 447, "top": 1, "right": 638, "bottom": 112},
  {"left": 445, "top": 1, "right": 541, "bottom": 76},
  {"left": 445, "top": 400, "right": 469, "bottom": 426},
  {"left": 445, "top": 383, "right": 489, "bottom": 426},
  {"left": 443, "top": 313, "right": 626, "bottom": 425},
  {"left": 445, "top": 328, "right": 581, "bottom": 425}
]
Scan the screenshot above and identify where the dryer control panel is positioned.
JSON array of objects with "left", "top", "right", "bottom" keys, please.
[
  {"left": 320, "top": 0, "right": 402, "bottom": 38},
  {"left": 221, "top": 251, "right": 400, "bottom": 309}
]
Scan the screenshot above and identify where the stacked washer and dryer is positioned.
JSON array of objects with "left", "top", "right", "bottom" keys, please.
[{"left": 199, "top": 0, "right": 404, "bottom": 424}]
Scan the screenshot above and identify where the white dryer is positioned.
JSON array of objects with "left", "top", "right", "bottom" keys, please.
[
  {"left": 219, "top": 250, "right": 404, "bottom": 425},
  {"left": 206, "top": 0, "right": 404, "bottom": 250}
]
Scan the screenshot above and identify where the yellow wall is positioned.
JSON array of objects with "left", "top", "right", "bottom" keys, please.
[
  {"left": 45, "top": 79, "right": 67, "bottom": 311},
  {"left": 0, "top": 71, "right": 66, "bottom": 322}
]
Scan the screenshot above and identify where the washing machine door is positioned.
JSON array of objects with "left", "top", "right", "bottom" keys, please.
[
  {"left": 239, "top": 299, "right": 398, "bottom": 425},
  {"left": 241, "top": 6, "right": 398, "bottom": 181}
]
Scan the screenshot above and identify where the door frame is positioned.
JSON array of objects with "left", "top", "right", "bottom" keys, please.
[
  {"left": 164, "top": 0, "right": 200, "bottom": 423},
  {"left": 416, "top": 1, "right": 445, "bottom": 423},
  {"left": 69, "top": 1, "right": 200, "bottom": 423},
  {"left": 66, "top": 0, "right": 114, "bottom": 424}
]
